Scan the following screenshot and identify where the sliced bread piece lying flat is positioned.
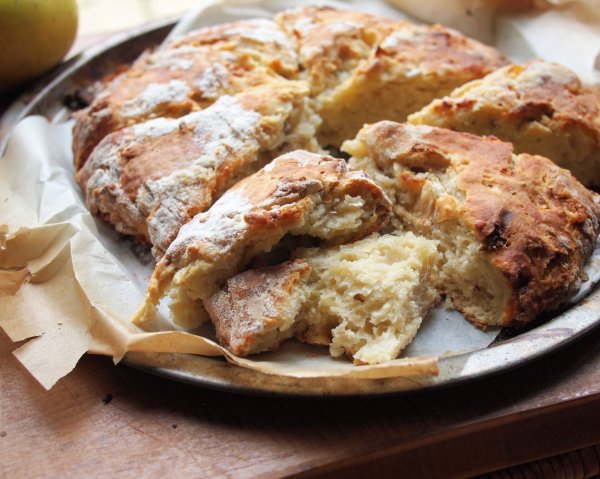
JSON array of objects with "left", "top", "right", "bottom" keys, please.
[{"left": 206, "top": 233, "right": 441, "bottom": 364}]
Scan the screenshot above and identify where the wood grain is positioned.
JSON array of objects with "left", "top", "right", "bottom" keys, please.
[{"left": 478, "top": 444, "right": 600, "bottom": 479}]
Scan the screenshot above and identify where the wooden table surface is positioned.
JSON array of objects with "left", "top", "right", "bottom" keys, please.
[
  {"left": 2, "top": 19, "right": 600, "bottom": 479},
  {"left": 2, "top": 322, "right": 600, "bottom": 478}
]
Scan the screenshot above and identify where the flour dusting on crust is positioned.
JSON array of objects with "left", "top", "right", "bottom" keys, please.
[
  {"left": 121, "top": 80, "right": 191, "bottom": 118},
  {"left": 195, "top": 63, "right": 230, "bottom": 100}
]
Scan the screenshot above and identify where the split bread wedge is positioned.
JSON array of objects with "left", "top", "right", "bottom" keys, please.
[
  {"left": 344, "top": 122, "right": 600, "bottom": 327},
  {"left": 133, "top": 150, "right": 392, "bottom": 329},
  {"left": 205, "top": 233, "right": 441, "bottom": 364}
]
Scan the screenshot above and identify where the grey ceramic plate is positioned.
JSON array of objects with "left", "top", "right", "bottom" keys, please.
[{"left": 3, "top": 20, "right": 600, "bottom": 397}]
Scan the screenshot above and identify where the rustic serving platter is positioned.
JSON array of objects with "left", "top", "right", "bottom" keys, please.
[{"left": 3, "top": 19, "right": 600, "bottom": 397}]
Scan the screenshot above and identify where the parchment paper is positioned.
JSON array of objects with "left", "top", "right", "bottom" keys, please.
[{"left": 1, "top": 0, "right": 599, "bottom": 389}]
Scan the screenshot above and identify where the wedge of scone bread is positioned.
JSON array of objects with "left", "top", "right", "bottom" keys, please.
[
  {"left": 72, "top": 18, "right": 300, "bottom": 170},
  {"left": 409, "top": 61, "right": 600, "bottom": 189},
  {"left": 77, "top": 81, "right": 319, "bottom": 258},
  {"left": 345, "top": 122, "right": 600, "bottom": 327},
  {"left": 205, "top": 233, "right": 441, "bottom": 364},
  {"left": 276, "top": 6, "right": 508, "bottom": 148},
  {"left": 133, "top": 150, "right": 392, "bottom": 329}
]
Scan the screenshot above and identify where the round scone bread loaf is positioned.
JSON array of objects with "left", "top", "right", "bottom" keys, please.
[
  {"left": 71, "top": 6, "right": 600, "bottom": 363},
  {"left": 344, "top": 121, "right": 600, "bottom": 327}
]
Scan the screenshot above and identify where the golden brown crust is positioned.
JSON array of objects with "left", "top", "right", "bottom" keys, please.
[
  {"left": 471, "top": 152, "right": 600, "bottom": 324},
  {"left": 412, "top": 60, "right": 600, "bottom": 136},
  {"left": 346, "top": 121, "right": 600, "bottom": 326},
  {"left": 72, "top": 18, "right": 298, "bottom": 170},
  {"left": 205, "top": 260, "right": 311, "bottom": 356},
  {"left": 134, "top": 149, "right": 392, "bottom": 327},
  {"left": 160, "top": 150, "right": 391, "bottom": 269},
  {"left": 372, "top": 23, "right": 508, "bottom": 79},
  {"left": 76, "top": 81, "right": 316, "bottom": 258},
  {"left": 409, "top": 61, "right": 600, "bottom": 188},
  {"left": 275, "top": 6, "right": 507, "bottom": 92},
  {"left": 168, "top": 17, "right": 299, "bottom": 78}
]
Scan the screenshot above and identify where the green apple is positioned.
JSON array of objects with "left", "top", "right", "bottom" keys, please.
[{"left": 0, "top": 0, "right": 78, "bottom": 91}]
